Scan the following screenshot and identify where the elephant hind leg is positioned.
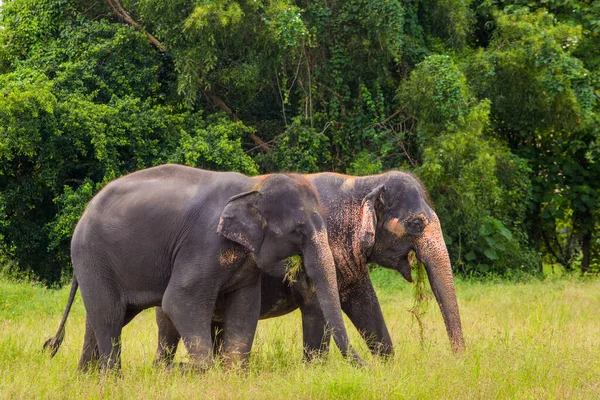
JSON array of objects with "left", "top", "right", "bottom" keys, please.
[
  {"left": 78, "top": 318, "right": 100, "bottom": 371},
  {"left": 78, "top": 311, "right": 125, "bottom": 372},
  {"left": 79, "top": 285, "right": 126, "bottom": 371},
  {"left": 340, "top": 277, "right": 393, "bottom": 358},
  {"left": 94, "top": 317, "right": 125, "bottom": 371}
]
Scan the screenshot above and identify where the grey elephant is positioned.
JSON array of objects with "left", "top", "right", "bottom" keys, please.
[
  {"left": 154, "top": 171, "right": 465, "bottom": 364},
  {"left": 44, "top": 164, "right": 363, "bottom": 371}
]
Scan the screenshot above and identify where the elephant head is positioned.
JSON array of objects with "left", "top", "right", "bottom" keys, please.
[
  {"left": 216, "top": 174, "right": 363, "bottom": 363},
  {"left": 366, "top": 172, "right": 465, "bottom": 353}
]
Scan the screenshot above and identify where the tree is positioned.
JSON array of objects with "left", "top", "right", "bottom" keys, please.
[
  {"left": 464, "top": 8, "right": 600, "bottom": 272},
  {"left": 0, "top": 2, "right": 257, "bottom": 283},
  {"left": 398, "top": 55, "right": 538, "bottom": 274}
]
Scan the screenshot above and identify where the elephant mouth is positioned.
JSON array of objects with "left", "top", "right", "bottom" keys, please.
[{"left": 393, "top": 255, "right": 413, "bottom": 283}]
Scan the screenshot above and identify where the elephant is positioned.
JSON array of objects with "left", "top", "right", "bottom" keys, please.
[
  {"left": 44, "top": 164, "right": 363, "bottom": 371},
  {"left": 153, "top": 171, "right": 465, "bottom": 364}
]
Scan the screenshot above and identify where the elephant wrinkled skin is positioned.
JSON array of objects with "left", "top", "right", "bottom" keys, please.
[
  {"left": 44, "top": 164, "right": 362, "bottom": 371},
  {"left": 154, "top": 171, "right": 465, "bottom": 364}
]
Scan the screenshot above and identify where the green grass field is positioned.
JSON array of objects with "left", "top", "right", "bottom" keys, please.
[{"left": 1, "top": 269, "right": 599, "bottom": 399}]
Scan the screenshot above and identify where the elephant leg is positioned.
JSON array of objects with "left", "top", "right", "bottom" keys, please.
[
  {"left": 78, "top": 275, "right": 126, "bottom": 372},
  {"left": 162, "top": 307, "right": 214, "bottom": 370},
  {"left": 341, "top": 276, "right": 393, "bottom": 357},
  {"left": 154, "top": 307, "right": 181, "bottom": 366},
  {"left": 299, "top": 297, "right": 331, "bottom": 361},
  {"left": 161, "top": 268, "right": 218, "bottom": 371},
  {"left": 221, "top": 277, "right": 261, "bottom": 368},
  {"left": 78, "top": 317, "right": 100, "bottom": 371},
  {"left": 90, "top": 311, "right": 125, "bottom": 371}
]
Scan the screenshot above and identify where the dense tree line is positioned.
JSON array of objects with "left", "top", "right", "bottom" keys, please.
[{"left": 0, "top": 0, "right": 598, "bottom": 284}]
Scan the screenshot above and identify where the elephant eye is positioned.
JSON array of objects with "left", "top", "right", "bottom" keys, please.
[{"left": 405, "top": 216, "right": 426, "bottom": 236}]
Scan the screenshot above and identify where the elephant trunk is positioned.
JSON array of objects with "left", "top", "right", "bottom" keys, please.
[
  {"left": 303, "top": 229, "right": 364, "bottom": 364},
  {"left": 414, "top": 212, "right": 465, "bottom": 353}
]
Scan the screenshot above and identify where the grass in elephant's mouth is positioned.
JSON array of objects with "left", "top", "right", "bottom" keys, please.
[
  {"left": 408, "top": 252, "right": 432, "bottom": 347},
  {"left": 1, "top": 270, "right": 600, "bottom": 399}
]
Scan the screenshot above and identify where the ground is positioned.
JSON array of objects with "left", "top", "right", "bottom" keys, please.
[{"left": 1, "top": 269, "right": 599, "bottom": 398}]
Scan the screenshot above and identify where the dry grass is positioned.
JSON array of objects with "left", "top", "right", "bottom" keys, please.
[{"left": 1, "top": 269, "right": 600, "bottom": 399}]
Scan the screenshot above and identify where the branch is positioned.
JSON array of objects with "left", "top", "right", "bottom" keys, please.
[
  {"left": 106, "top": 0, "right": 166, "bottom": 53},
  {"left": 204, "top": 91, "right": 272, "bottom": 153},
  {"left": 541, "top": 229, "right": 564, "bottom": 266},
  {"left": 106, "top": 0, "right": 271, "bottom": 153},
  {"left": 204, "top": 91, "right": 239, "bottom": 122}
]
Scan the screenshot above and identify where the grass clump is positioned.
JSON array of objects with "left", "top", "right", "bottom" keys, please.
[
  {"left": 283, "top": 255, "right": 303, "bottom": 284},
  {"left": 408, "top": 251, "right": 432, "bottom": 347},
  {"left": 2, "top": 272, "right": 600, "bottom": 398}
]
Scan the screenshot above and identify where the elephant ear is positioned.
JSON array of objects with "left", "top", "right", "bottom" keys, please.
[
  {"left": 217, "top": 191, "right": 265, "bottom": 253},
  {"left": 358, "top": 185, "right": 385, "bottom": 254}
]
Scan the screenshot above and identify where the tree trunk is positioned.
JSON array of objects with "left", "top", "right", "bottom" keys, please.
[
  {"left": 581, "top": 231, "right": 591, "bottom": 273},
  {"left": 106, "top": 0, "right": 166, "bottom": 52},
  {"left": 105, "top": 0, "right": 272, "bottom": 153}
]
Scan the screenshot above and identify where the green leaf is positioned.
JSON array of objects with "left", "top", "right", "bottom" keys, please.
[
  {"left": 498, "top": 227, "right": 513, "bottom": 241},
  {"left": 485, "top": 236, "right": 497, "bottom": 247},
  {"left": 465, "top": 251, "right": 476, "bottom": 261},
  {"left": 443, "top": 232, "right": 453, "bottom": 245},
  {"left": 484, "top": 248, "right": 499, "bottom": 260},
  {"left": 479, "top": 222, "right": 493, "bottom": 236}
]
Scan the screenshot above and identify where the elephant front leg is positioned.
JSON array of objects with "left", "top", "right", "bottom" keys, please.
[
  {"left": 221, "top": 277, "right": 261, "bottom": 369},
  {"left": 162, "top": 282, "right": 217, "bottom": 371},
  {"left": 299, "top": 298, "right": 332, "bottom": 361},
  {"left": 154, "top": 307, "right": 181, "bottom": 366},
  {"left": 341, "top": 276, "right": 393, "bottom": 357},
  {"left": 296, "top": 273, "right": 332, "bottom": 361}
]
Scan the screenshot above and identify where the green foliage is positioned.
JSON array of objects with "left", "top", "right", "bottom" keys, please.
[
  {"left": 47, "top": 180, "right": 96, "bottom": 271},
  {"left": 171, "top": 116, "right": 259, "bottom": 175},
  {"left": 0, "top": 5, "right": 260, "bottom": 283},
  {"left": 467, "top": 9, "right": 594, "bottom": 138},
  {"left": 0, "top": 70, "right": 61, "bottom": 282},
  {"left": 0, "top": 0, "right": 599, "bottom": 282},
  {"left": 421, "top": 0, "right": 474, "bottom": 47},
  {"left": 408, "top": 252, "right": 432, "bottom": 346},
  {"left": 398, "top": 55, "right": 472, "bottom": 141},
  {"left": 417, "top": 99, "right": 538, "bottom": 274},
  {"left": 463, "top": 7, "right": 600, "bottom": 271},
  {"left": 4, "top": 275, "right": 600, "bottom": 397},
  {"left": 0, "top": 0, "right": 79, "bottom": 64},
  {"left": 22, "top": 20, "right": 165, "bottom": 103},
  {"left": 283, "top": 254, "right": 303, "bottom": 283},
  {"left": 346, "top": 151, "right": 383, "bottom": 176},
  {"left": 263, "top": 2, "right": 310, "bottom": 49},
  {"left": 258, "top": 117, "right": 331, "bottom": 173},
  {"left": 398, "top": 55, "right": 537, "bottom": 274}
]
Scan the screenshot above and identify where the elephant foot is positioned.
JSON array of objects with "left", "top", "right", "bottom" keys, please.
[
  {"left": 165, "top": 362, "right": 188, "bottom": 371},
  {"left": 302, "top": 347, "right": 329, "bottom": 364},
  {"left": 159, "top": 361, "right": 209, "bottom": 375},
  {"left": 152, "top": 357, "right": 176, "bottom": 369}
]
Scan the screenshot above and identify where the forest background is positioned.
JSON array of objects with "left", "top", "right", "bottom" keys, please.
[{"left": 0, "top": 0, "right": 598, "bottom": 286}]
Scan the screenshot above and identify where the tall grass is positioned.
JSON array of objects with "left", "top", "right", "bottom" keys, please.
[{"left": 1, "top": 269, "right": 599, "bottom": 399}]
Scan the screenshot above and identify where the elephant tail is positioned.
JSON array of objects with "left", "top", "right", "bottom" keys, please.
[{"left": 43, "top": 277, "right": 79, "bottom": 357}]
